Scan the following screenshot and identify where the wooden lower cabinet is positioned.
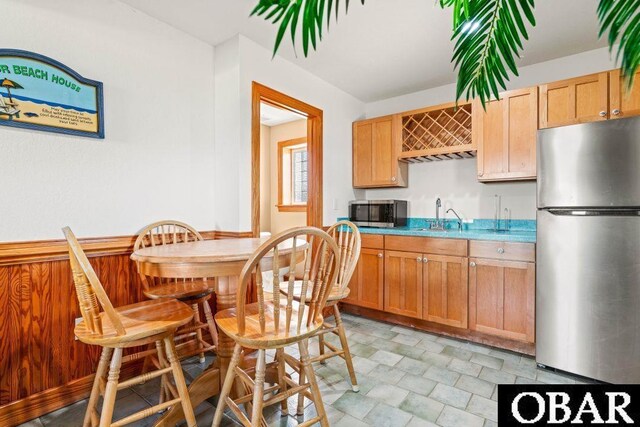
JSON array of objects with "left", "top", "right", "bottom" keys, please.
[
  {"left": 344, "top": 248, "right": 384, "bottom": 310},
  {"left": 384, "top": 250, "right": 423, "bottom": 318},
  {"left": 469, "top": 258, "right": 535, "bottom": 343},
  {"left": 423, "top": 255, "right": 469, "bottom": 329}
]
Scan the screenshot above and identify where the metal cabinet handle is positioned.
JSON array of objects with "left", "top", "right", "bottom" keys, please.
[
  {"left": 497, "top": 248, "right": 505, "bottom": 254},
  {"left": 416, "top": 257, "right": 422, "bottom": 262},
  {"left": 599, "top": 111, "right": 607, "bottom": 117},
  {"left": 612, "top": 109, "right": 621, "bottom": 116},
  {"left": 470, "top": 262, "right": 476, "bottom": 267},
  {"left": 378, "top": 253, "right": 383, "bottom": 258},
  {"left": 423, "top": 257, "right": 429, "bottom": 263}
]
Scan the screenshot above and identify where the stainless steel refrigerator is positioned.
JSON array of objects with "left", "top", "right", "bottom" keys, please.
[{"left": 537, "top": 116, "right": 640, "bottom": 384}]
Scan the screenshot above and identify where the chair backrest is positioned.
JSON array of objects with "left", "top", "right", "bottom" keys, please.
[
  {"left": 63, "top": 227, "right": 125, "bottom": 336},
  {"left": 0, "top": 94, "right": 6, "bottom": 108},
  {"left": 326, "top": 220, "right": 361, "bottom": 296},
  {"left": 133, "top": 220, "right": 204, "bottom": 289},
  {"left": 237, "top": 227, "right": 340, "bottom": 337}
]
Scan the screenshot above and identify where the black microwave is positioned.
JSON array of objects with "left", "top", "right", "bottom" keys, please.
[{"left": 348, "top": 200, "right": 408, "bottom": 228}]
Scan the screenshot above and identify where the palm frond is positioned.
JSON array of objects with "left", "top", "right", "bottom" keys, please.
[
  {"left": 598, "top": 0, "right": 640, "bottom": 88},
  {"left": 441, "top": 0, "right": 536, "bottom": 107},
  {"left": 251, "top": 0, "right": 365, "bottom": 57}
]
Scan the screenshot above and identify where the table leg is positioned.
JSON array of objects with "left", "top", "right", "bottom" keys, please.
[{"left": 154, "top": 275, "right": 239, "bottom": 426}]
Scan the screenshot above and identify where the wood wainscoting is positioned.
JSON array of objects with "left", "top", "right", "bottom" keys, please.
[{"left": 0, "top": 230, "right": 250, "bottom": 426}]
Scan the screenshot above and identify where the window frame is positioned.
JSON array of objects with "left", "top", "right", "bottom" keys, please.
[{"left": 277, "top": 137, "right": 308, "bottom": 213}]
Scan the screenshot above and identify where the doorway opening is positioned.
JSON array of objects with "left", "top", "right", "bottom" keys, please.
[{"left": 251, "top": 82, "right": 323, "bottom": 237}]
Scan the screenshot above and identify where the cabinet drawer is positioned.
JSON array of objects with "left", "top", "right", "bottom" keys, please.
[
  {"left": 469, "top": 240, "right": 535, "bottom": 262},
  {"left": 385, "top": 235, "right": 467, "bottom": 257},
  {"left": 361, "top": 234, "right": 384, "bottom": 249}
]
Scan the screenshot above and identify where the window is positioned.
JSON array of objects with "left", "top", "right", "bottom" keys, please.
[
  {"left": 291, "top": 148, "right": 308, "bottom": 204},
  {"left": 278, "top": 137, "right": 307, "bottom": 212}
]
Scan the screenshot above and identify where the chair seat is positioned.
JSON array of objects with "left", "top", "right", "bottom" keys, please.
[
  {"left": 215, "top": 301, "right": 324, "bottom": 349},
  {"left": 279, "top": 280, "right": 349, "bottom": 303},
  {"left": 74, "top": 299, "right": 194, "bottom": 347},
  {"left": 144, "top": 279, "right": 215, "bottom": 300}
]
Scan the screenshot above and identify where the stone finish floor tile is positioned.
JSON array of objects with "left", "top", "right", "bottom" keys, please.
[
  {"left": 429, "top": 383, "right": 472, "bottom": 409},
  {"left": 437, "top": 405, "right": 485, "bottom": 427},
  {"left": 29, "top": 313, "right": 586, "bottom": 427}
]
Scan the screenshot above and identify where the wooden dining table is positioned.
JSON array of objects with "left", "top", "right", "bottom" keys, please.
[{"left": 130, "top": 236, "right": 304, "bottom": 426}]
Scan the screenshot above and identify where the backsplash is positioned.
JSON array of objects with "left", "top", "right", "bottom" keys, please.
[
  {"left": 405, "top": 218, "right": 536, "bottom": 231},
  {"left": 340, "top": 217, "right": 536, "bottom": 231}
]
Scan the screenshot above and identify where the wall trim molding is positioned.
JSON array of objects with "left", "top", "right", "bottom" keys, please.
[
  {"left": 0, "top": 230, "right": 252, "bottom": 266},
  {"left": 0, "top": 363, "right": 142, "bottom": 427}
]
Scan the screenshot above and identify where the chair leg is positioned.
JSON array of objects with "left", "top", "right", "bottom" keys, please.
[
  {"left": 99, "top": 348, "right": 122, "bottom": 427},
  {"left": 202, "top": 298, "right": 219, "bottom": 348},
  {"left": 192, "top": 303, "right": 206, "bottom": 363},
  {"left": 334, "top": 305, "right": 359, "bottom": 392},
  {"left": 318, "top": 334, "right": 326, "bottom": 365},
  {"left": 296, "top": 363, "right": 306, "bottom": 416},
  {"left": 276, "top": 348, "right": 288, "bottom": 416},
  {"left": 155, "top": 339, "right": 175, "bottom": 404},
  {"left": 83, "top": 347, "right": 112, "bottom": 427},
  {"left": 164, "top": 337, "right": 197, "bottom": 427},
  {"left": 250, "top": 349, "right": 266, "bottom": 427},
  {"left": 299, "top": 339, "right": 329, "bottom": 427},
  {"left": 212, "top": 343, "right": 243, "bottom": 427}
]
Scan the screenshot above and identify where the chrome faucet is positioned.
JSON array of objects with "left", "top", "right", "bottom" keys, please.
[
  {"left": 431, "top": 198, "right": 444, "bottom": 230},
  {"left": 447, "top": 208, "right": 463, "bottom": 231}
]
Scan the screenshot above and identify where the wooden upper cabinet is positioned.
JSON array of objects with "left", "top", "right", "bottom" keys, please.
[
  {"left": 344, "top": 247, "right": 385, "bottom": 310},
  {"left": 353, "top": 115, "right": 407, "bottom": 188},
  {"left": 539, "top": 72, "right": 609, "bottom": 129},
  {"left": 469, "top": 258, "right": 535, "bottom": 343},
  {"left": 384, "top": 250, "right": 423, "bottom": 319},
  {"left": 609, "top": 69, "right": 640, "bottom": 120},
  {"left": 422, "top": 254, "right": 469, "bottom": 329},
  {"left": 474, "top": 87, "right": 538, "bottom": 181}
]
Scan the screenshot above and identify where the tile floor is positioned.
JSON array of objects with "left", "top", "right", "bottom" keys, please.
[{"left": 20, "top": 313, "right": 587, "bottom": 427}]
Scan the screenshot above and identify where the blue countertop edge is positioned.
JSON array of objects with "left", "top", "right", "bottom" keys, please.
[{"left": 339, "top": 218, "right": 537, "bottom": 243}]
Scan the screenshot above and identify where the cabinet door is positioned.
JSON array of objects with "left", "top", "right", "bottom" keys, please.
[
  {"left": 609, "top": 69, "right": 640, "bottom": 120},
  {"left": 344, "top": 248, "right": 384, "bottom": 310},
  {"left": 423, "top": 255, "right": 469, "bottom": 329},
  {"left": 384, "top": 250, "right": 423, "bottom": 318},
  {"left": 469, "top": 258, "right": 535, "bottom": 343},
  {"left": 353, "top": 115, "right": 406, "bottom": 188},
  {"left": 475, "top": 87, "right": 538, "bottom": 181},
  {"left": 539, "top": 72, "right": 609, "bottom": 129},
  {"left": 353, "top": 121, "right": 373, "bottom": 187}
]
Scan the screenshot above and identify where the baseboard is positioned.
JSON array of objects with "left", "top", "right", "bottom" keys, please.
[{"left": 0, "top": 362, "right": 142, "bottom": 427}]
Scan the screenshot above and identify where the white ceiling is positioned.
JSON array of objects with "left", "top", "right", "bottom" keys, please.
[
  {"left": 260, "top": 102, "right": 305, "bottom": 127},
  {"left": 119, "top": 0, "right": 607, "bottom": 102}
]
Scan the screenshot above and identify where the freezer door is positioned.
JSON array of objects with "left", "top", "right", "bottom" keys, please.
[
  {"left": 538, "top": 117, "right": 640, "bottom": 208},
  {"left": 536, "top": 209, "right": 640, "bottom": 383}
]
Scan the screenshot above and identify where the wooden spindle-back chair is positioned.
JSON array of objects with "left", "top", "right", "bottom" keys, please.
[
  {"left": 212, "top": 227, "right": 340, "bottom": 427},
  {"left": 134, "top": 220, "right": 218, "bottom": 364},
  {"left": 63, "top": 227, "right": 197, "bottom": 427},
  {"left": 279, "top": 220, "right": 362, "bottom": 413}
]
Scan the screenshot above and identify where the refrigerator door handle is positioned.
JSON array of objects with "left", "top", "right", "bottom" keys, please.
[{"left": 546, "top": 208, "right": 640, "bottom": 217}]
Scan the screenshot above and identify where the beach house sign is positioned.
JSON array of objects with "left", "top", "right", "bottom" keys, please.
[{"left": 0, "top": 49, "right": 104, "bottom": 138}]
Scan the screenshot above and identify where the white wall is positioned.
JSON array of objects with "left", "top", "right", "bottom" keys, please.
[
  {"left": 268, "top": 119, "right": 308, "bottom": 234},
  {"left": 364, "top": 47, "right": 617, "bottom": 220},
  {"left": 213, "top": 35, "right": 366, "bottom": 232},
  {"left": 0, "top": 0, "right": 216, "bottom": 241}
]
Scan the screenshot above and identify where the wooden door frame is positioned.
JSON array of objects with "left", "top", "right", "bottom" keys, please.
[{"left": 251, "top": 81, "right": 323, "bottom": 237}]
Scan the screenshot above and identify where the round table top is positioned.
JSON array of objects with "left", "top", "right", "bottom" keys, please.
[{"left": 130, "top": 237, "right": 304, "bottom": 265}]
